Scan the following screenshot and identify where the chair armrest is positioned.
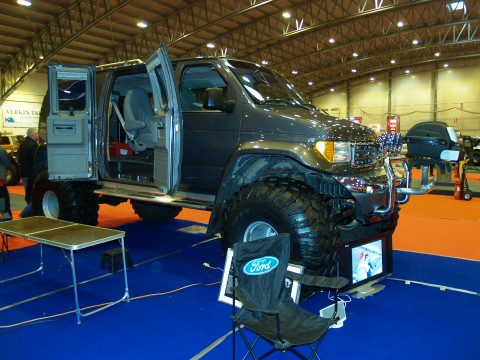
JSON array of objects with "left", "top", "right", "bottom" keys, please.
[{"left": 285, "top": 271, "right": 348, "bottom": 289}]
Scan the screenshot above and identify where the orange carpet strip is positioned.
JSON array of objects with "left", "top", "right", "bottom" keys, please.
[{"left": 5, "top": 182, "right": 480, "bottom": 261}]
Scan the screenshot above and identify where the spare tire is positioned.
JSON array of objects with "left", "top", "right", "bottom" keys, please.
[
  {"left": 472, "top": 150, "right": 480, "bottom": 166},
  {"left": 131, "top": 200, "right": 182, "bottom": 223}
]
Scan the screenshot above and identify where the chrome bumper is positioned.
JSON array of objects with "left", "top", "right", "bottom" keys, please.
[
  {"left": 377, "top": 156, "right": 435, "bottom": 215},
  {"left": 334, "top": 156, "right": 436, "bottom": 218}
]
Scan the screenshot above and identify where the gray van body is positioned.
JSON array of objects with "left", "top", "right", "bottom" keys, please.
[{"left": 33, "top": 45, "right": 435, "bottom": 276}]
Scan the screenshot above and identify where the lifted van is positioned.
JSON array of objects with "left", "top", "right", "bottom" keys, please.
[{"left": 33, "top": 45, "right": 450, "bottom": 277}]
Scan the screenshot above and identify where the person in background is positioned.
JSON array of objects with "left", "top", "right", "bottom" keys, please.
[
  {"left": 18, "top": 128, "right": 39, "bottom": 218},
  {"left": 19, "top": 128, "right": 39, "bottom": 191},
  {"left": 0, "top": 143, "right": 12, "bottom": 217},
  {"left": 356, "top": 252, "right": 373, "bottom": 282}
]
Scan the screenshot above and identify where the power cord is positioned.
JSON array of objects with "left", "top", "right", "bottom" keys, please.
[
  {"left": 0, "top": 280, "right": 220, "bottom": 334},
  {"left": 328, "top": 291, "right": 352, "bottom": 304},
  {"left": 202, "top": 262, "right": 223, "bottom": 271}
]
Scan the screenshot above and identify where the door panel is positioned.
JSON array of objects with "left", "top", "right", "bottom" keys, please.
[
  {"left": 146, "top": 45, "right": 182, "bottom": 195},
  {"left": 179, "top": 63, "right": 240, "bottom": 193},
  {"left": 47, "top": 65, "right": 96, "bottom": 180}
]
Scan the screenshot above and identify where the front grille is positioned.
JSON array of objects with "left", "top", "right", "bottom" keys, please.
[{"left": 351, "top": 143, "right": 380, "bottom": 168}]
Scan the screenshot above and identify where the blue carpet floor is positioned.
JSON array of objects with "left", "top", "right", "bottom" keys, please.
[{"left": 1, "top": 219, "right": 479, "bottom": 360}]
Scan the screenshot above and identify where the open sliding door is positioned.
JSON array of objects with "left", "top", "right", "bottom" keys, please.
[{"left": 47, "top": 65, "right": 96, "bottom": 180}]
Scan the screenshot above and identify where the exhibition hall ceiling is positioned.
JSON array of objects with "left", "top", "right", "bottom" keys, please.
[{"left": 1, "top": 0, "right": 479, "bottom": 99}]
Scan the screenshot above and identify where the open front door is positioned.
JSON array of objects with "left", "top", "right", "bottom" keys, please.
[
  {"left": 146, "top": 45, "right": 182, "bottom": 195},
  {"left": 47, "top": 64, "right": 96, "bottom": 180}
]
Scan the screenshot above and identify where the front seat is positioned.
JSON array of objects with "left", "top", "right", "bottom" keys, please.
[{"left": 123, "top": 87, "right": 156, "bottom": 151}]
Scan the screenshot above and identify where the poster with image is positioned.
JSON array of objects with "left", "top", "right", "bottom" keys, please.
[{"left": 351, "top": 239, "right": 383, "bottom": 284}]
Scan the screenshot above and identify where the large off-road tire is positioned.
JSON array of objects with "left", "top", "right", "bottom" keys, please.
[
  {"left": 221, "top": 179, "right": 338, "bottom": 276},
  {"left": 6, "top": 162, "right": 20, "bottom": 186},
  {"left": 131, "top": 200, "right": 182, "bottom": 223},
  {"left": 32, "top": 170, "right": 99, "bottom": 225}
]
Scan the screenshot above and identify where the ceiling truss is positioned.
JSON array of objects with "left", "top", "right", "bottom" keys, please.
[{"left": 1, "top": 0, "right": 479, "bottom": 100}]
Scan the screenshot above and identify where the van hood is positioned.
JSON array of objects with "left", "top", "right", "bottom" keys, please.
[{"left": 243, "top": 105, "right": 377, "bottom": 142}]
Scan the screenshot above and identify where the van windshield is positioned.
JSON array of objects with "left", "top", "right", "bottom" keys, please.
[{"left": 225, "top": 59, "right": 315, "bottom": 110}]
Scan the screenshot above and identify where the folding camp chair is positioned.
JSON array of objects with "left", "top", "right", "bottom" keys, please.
[{"left": 231, "top": 233, "right": 348, "bottom": 360}]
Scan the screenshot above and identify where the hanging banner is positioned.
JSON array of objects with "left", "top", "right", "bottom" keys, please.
[
  {"left": 386, "top": 115, "right": 400, "bottom": 133},
  {"left": 1, "top": 101, "right": 41, "bottom": 128}
]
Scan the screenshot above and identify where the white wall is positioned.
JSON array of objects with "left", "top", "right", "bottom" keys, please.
[
  {"left": 313, "top": 65, "right": 480, "bottom": 137},
  {"left": 391, "top": 72, "right": 433, "bottom": 131},
  {"left": 0, "top": 72, "right": 48, "bottom": 136},
  {"left": 350, "top": 80, "right": 389, "bottom": 125},
  {"left": 315, "top": 90, "right": 348, "bottom": 119},
  {"left": 437, "top": 68, "right": 480, "bottom": 135}
]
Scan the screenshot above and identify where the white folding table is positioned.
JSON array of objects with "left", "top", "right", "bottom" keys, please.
[{"left": 0, "top": 216, "right": 130, "bottom": 324}]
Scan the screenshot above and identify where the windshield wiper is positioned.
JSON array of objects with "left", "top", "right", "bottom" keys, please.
[
  {"left": 260, "top": 99, "right": 291, "bottom": 106},
  {"left": 260, "top": 99, "right": 316, "bottom": 111},
  {"left": 299, "top": 103, "right": 317, "bottom": 111}
]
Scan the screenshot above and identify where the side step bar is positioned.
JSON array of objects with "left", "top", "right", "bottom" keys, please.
[{"left": 94, "top": 187, "right": 213, "bottom": 211}]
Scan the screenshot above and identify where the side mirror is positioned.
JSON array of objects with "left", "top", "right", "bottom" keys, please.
[{"left": 204, "top": 88, "right": 235, "bottom": 113}]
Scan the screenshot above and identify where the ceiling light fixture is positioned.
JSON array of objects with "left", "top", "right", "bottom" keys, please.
[
  {"left": 405, "top": 69, "right": 411, "bottom": 74},
  {"left": 282, "top": 11, "right": 291, "bottom": 19},
  {"left": 353, "top": 52, "right": 359, "bottom": 57},
  {"left": 206, "top": 43, "right": 215, "bottom": 48},
  {"left": 448, "top": 1, "right": 466, "bottom": 12},
  {"left": 292, "top": 70, "right": 298, "bottom": 75},
  {"left": 435, "top": 52, "right": 441, "bottom": 57},
  {"left": 412, "top": 39, "right": 419, "bottom": 45},
  {"left": 391, "top": 59, "right": 396, "bottom": 64},
  {"left": 352, "top": 68, "right": 357, "bottom": 73},
  {"left": 370, "top": 77, "right": 376, "bottom": 81},
  {"left": 137, "top": 22, "right": 147, "bottom": 28},
  {"left": 329, "top": 38, "right": 335, "bottom": 44},
  {"left": 17, "top": 0, "right": 31, "bottom": 6},
  {"left": 308, "top": 81, "right": 314, "bottom": 86},
  {"left": 397, "top": 21, "right": 404, "bottom": 27}
]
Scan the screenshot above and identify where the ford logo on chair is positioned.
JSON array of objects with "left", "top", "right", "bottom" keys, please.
[{"left": 243, "top": 256, "right": 279, "bottom": 275}]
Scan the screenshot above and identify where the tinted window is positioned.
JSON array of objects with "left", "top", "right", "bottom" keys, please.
[
  {"left": 180, "top": 65, "right": 227, "bottom": 111},
  {"left": 57, "top": 80, "right": 86, "bottom": 111}
]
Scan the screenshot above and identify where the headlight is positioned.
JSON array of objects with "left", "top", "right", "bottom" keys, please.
[{"left": 314, "top": 141, "right": 351, "bottom": 163}]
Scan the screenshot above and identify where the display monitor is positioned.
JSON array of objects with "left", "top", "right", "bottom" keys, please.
[{"left": 339, "top": 232, "right": 393, "bottom": 298}]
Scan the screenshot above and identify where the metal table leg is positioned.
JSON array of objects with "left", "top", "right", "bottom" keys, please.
[
  {"left": 0, "top": 243, "right": 44, "bottom": 284},
  {"left": 67, "top": 236, "right": 130, "bottom": 324},
  {"left": 120, "top": 236, "right": 130, "bottom": 303},
  {"left": 68, "top": 248, "right": 82, "bottom": 324},
  {"left": 1, "top": 232, "right": 8, "bottom": 261}
]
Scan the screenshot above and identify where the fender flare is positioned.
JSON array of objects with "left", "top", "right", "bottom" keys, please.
[{"left": 207, "top": 141, "right": 321, "bottom": 236}]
